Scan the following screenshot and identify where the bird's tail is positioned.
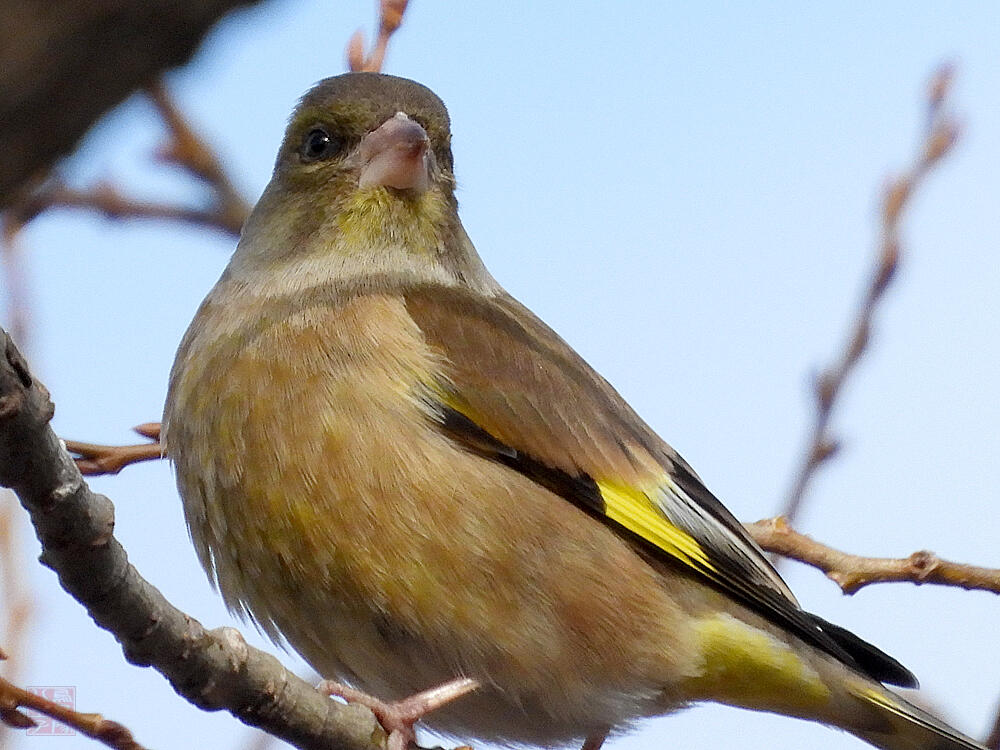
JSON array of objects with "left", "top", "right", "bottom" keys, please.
[{"left": 841, "top": 682, "right": 985, "bottom": 750}]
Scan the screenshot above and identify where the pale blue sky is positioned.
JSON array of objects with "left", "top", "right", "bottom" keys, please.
[{"left": 6, "top": 2, "right": 1000, "bottom": 749}]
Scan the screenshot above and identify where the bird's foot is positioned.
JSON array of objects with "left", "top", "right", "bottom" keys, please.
[{"left": 318, "top": 677, "right": 480, "bottom": 750}]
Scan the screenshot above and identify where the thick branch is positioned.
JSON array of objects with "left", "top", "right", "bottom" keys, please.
[
  {"left": 0, "top": 0, "right": 267, "bottom": 206},
  {"left": 0, "top": 328, "right": 385, "bottom": 750},
  {"left": 747, "top": 517, "right": 1000, "bottom": 595}
]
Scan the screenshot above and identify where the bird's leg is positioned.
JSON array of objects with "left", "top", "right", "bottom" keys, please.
[
  {"left": 318, "top": 677, "right": 481, "bottom": 750},
  {"left": 580, "top": 727, "right": 610, "bottom": 750}
]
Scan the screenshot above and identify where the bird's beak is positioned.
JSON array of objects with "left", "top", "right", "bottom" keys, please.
[{"left": 357, "top": 112, "right": 433, "bottom": 193}]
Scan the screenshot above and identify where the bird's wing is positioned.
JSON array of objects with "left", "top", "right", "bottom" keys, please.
[{"left": 402, "top": 282, "right": 915, "bottom": 688}]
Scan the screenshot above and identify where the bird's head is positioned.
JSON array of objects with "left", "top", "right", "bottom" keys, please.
[{"left": 235, "top": 73, "right": 487, "bottom": 286}]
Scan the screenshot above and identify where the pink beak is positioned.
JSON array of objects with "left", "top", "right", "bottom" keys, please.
[{"left": 358, "top": 112, "right": 433, "bottom": 193}]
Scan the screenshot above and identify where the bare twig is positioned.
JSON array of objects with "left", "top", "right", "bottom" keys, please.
[
  {"left": 4, "top": 81, "right": 251, "bottom": 241},
  {"left": 65, "top": 441, "right": 162, "bottom": 476},
  {"left": 747, "top": 516, "right": 999, "bottom": 595},
  {"left": 0, "top": 0, "right": 268, "bottom": 207},
  {"left": 8, "top": 182, "right": 244, "bottom": 238},
  {"left": 347, "top": 0, "right": 410, "bottom": 72},
  {"left": 146, "top": 80, "right": 251, "bottom": 236},
  {"left": 0, "top": 667, "right": 146, "bottom": 750},
  {"left": 132, "top": 423, "right": 161, "bottom": 441},
  {"left": 64, "top": 424, "right": 161, "bottom": 476},
  {"left": 781, "top": 64, "right": 960, "bottom": 523}
]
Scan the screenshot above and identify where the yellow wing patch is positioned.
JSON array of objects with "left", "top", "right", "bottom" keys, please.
[
  {"left": 597, "top": 479, "right": 716, "bottom": 575},
  {"left": 433, "top": 392, "right": 721, "bottom": 582}
]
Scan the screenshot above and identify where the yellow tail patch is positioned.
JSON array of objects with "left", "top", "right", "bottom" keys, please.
[{"left": 688, "top": 613, "right": 831, "bottom": 710}]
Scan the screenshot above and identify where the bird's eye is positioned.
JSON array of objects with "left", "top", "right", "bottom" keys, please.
[{"left": 299, "top": 128, "right": 341, "bottom": 162}]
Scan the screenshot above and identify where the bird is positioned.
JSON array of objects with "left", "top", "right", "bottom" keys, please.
[{"left": 162, "top": 72, "right": 985, "bottom": 750}]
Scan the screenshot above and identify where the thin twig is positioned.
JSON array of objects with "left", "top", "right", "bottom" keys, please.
[
  {"left": 781, "top": 64, "right": 960, "bottom": 524},
  {"left": 146, "top": 80, "right": 251, "bottom": 236},
  {"left": 347, "top": 0, "right": 410, "bottom": 72},
  {"left": 4, "top": 81, "right": 251, "bottom": 241},
  {"left": 7, "top": 182, "right": 244, "bottom": 237},
  {"left": 0, "top": 669, "right": 146, "bottom": 750},
  {"left": 747, "top": 516, "right": 1000, "bottom": 595},
  {"left": 64, "top": 424, "right": 161, "bottom": 476},
  {"left": 65, "top": 440, "right": 162, "bottom": 476}
]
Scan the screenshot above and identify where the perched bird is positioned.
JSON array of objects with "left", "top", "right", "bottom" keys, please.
[{"left": 162, "top": 73, "right": 984, "bottom": 750}]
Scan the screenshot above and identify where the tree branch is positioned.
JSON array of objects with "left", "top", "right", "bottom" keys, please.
[
  {"left": 781, "top": 64, "right": 960, "bottom": 524},
  {"left": 0, "top": 0, "right": 268, "bottom": 207},
  {"left": 747, "top": 516, "right": 1000, "bottom": 595},
  {"left": 0, "top": 328, "right": 385, "bottom": 750},
  {"left": 5, "top": 82, "right": 252, "bottom": 241},
  {"left": 0, "top": 657, "right": 145, "bottom": 750},
  {"left": 347, "top": 0, "right": 411, "bottom": 73},
  {"left": 64, "top": 438, "right": 162, "bottom": 476}
]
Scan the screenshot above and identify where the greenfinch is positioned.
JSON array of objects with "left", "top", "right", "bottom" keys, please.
[{"left": 162, "top": 72, "right": 984, "bottom": 750}]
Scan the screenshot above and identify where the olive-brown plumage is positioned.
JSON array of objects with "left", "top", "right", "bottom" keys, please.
[{"left": 163, "top": 73, "right": 984, "bottom": 750}]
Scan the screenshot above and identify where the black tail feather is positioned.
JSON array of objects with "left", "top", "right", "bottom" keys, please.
[{"left": 809, "top": 613, "right": 918, "bottom": 688}]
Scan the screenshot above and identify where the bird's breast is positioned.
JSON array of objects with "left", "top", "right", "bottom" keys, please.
[{"left": 164, "top": 287, "right": 447, "bottom": 627}]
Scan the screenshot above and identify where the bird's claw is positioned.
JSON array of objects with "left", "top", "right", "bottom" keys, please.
[{"left": 318, "top": 676, "right": 480, "bottom": 750}]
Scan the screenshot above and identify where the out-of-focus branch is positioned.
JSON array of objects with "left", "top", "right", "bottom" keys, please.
[
  {"left": 781, "top": 64, "right": 960, "bottom": 524},
  {"left": 8, "top": 182, "right": 243, "bottom": 239},
  {"left": 147, "top": 80, "right": 252, "bottom": 236},
  {"left": 0, "top": 0, "right": 268, "bottom": 208},
  {"left": 347, "top": 0, "right": 410, "bottom": 73},
  {"left": 747, "top": 516, "right": 1000, "bottom": 595},
  {"left": 6, "top": 82, "right": 251, "bottom": 240},
  {"left": 0, "top": 657, "right": 145, "bottom": 750},
  {"left": 0, "top": 501, "right": 32, "bottom": 680},
  {"left": 0, "top": 328, "right": 385, "bottom": 750},
  {"left": 0, "top": 234, "right": 31, "bottom": 349}
]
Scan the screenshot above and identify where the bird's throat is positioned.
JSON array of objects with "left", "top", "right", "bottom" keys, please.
[{"left": 335, "top": 187, "right": 451, "bottom": 257}]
